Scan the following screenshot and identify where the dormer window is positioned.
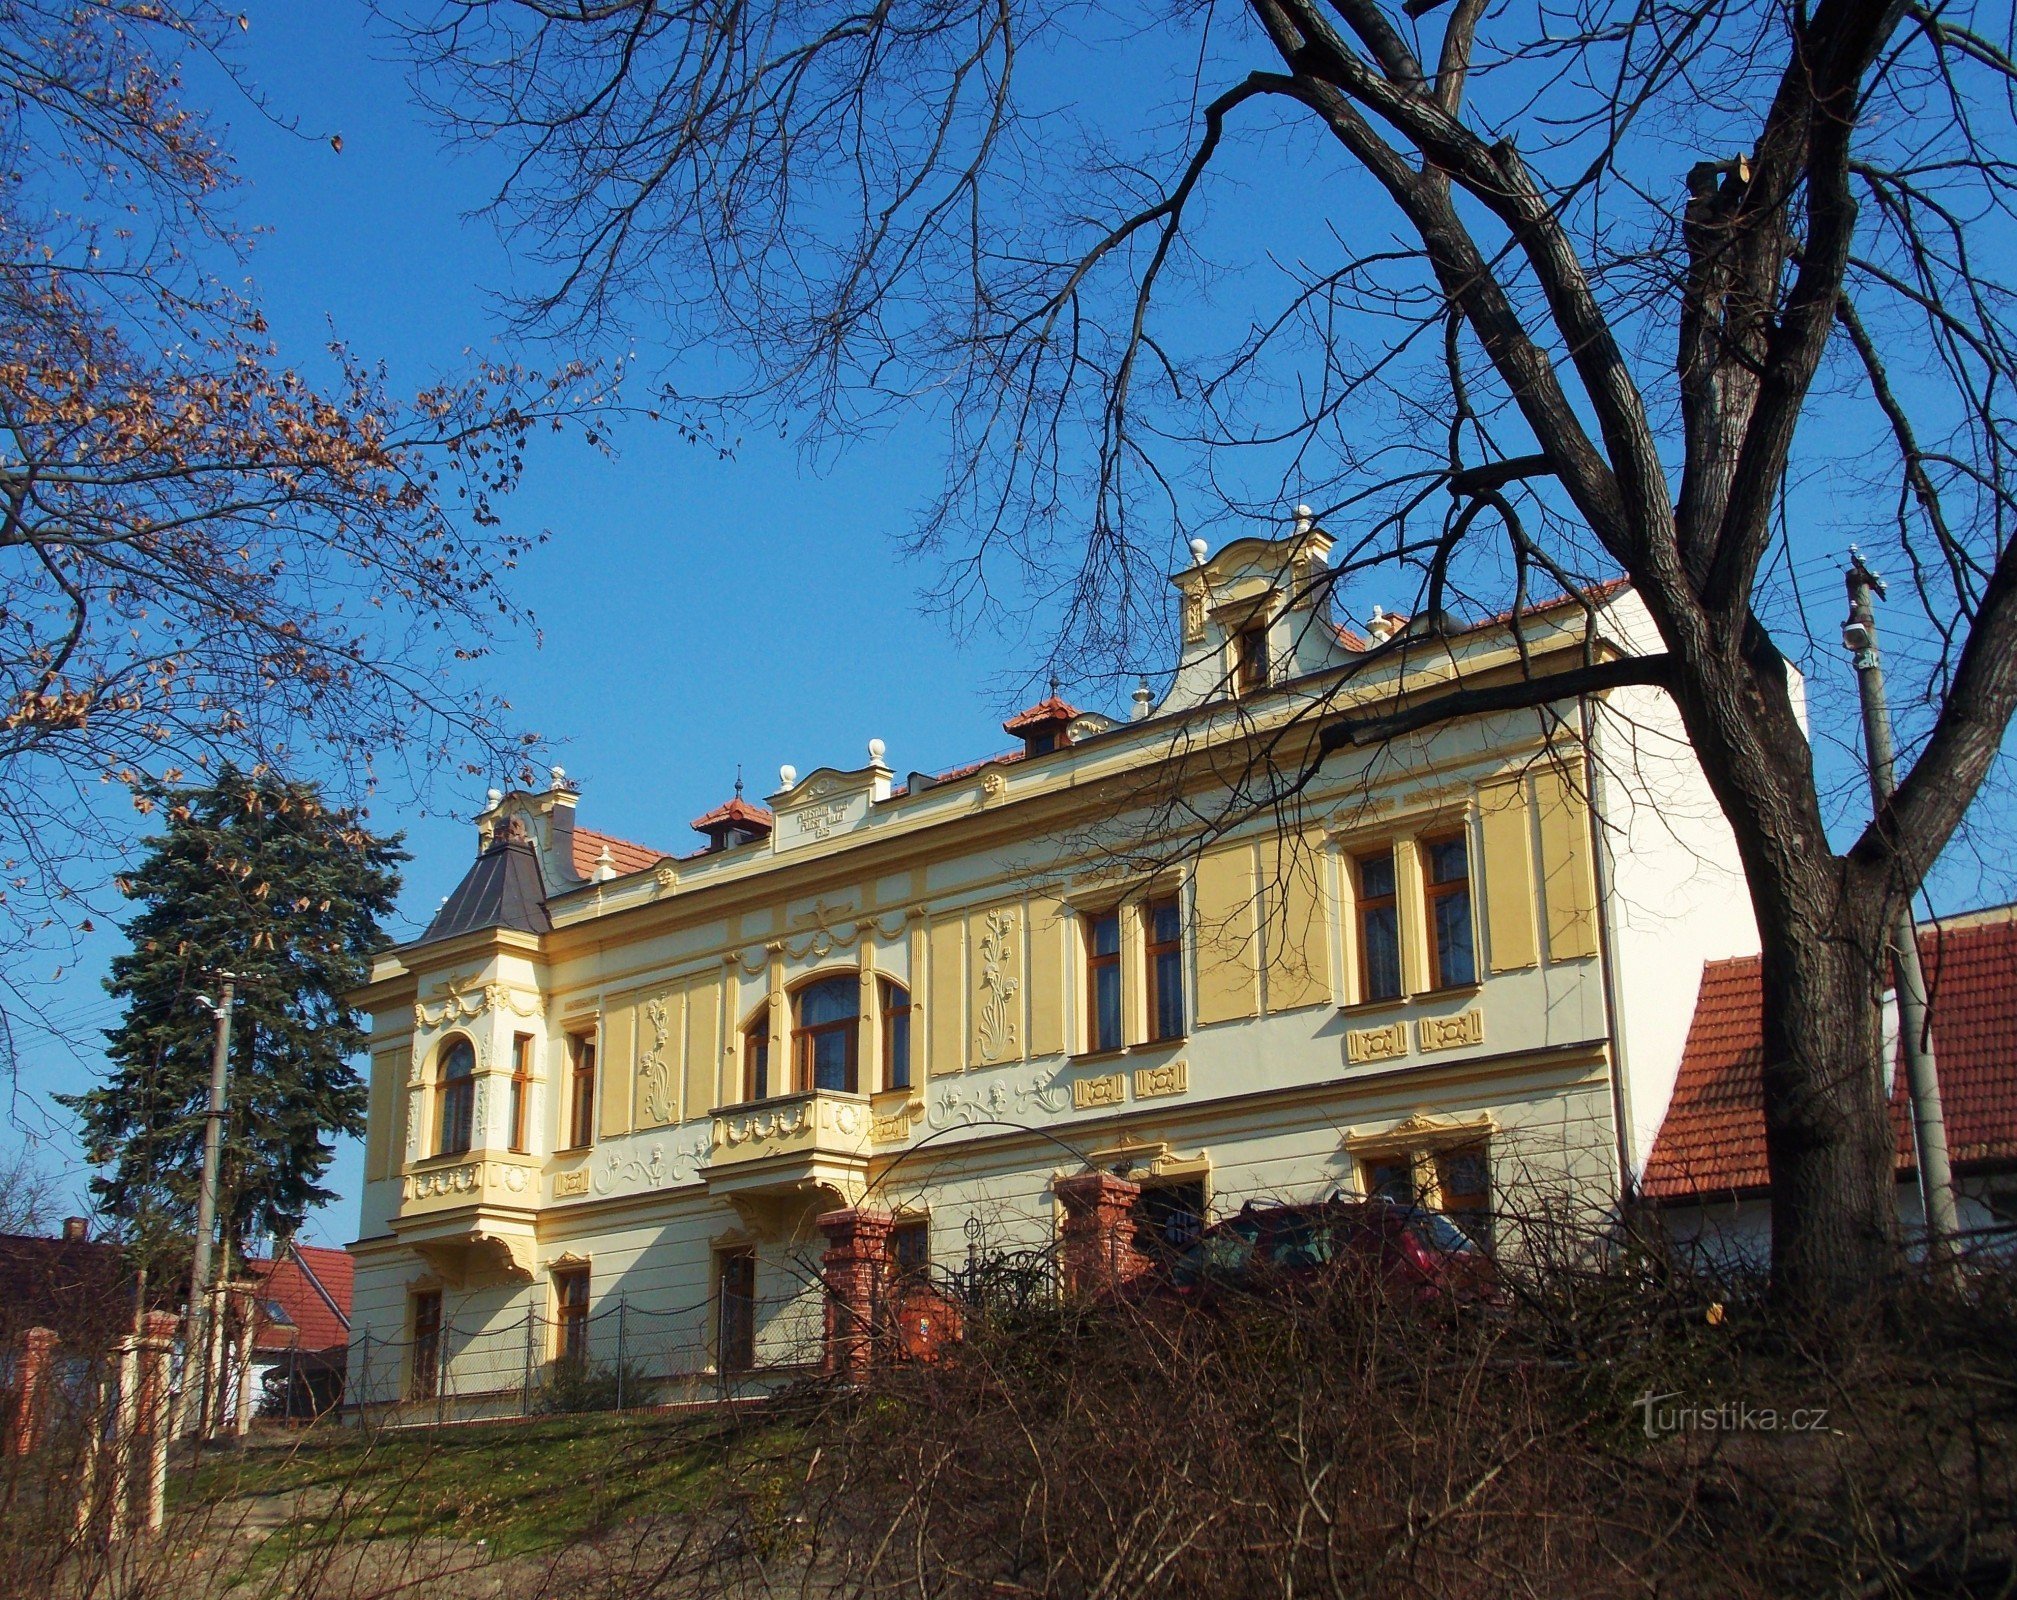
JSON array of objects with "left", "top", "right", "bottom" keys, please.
[
  {"left": 1003, "top": 688, "right": 1081, "bottom": 758},
  {"left": 691, "top": 792, "right": 776, "bottom": 854},
  {"left": 1233, "top": 625, "right": 1271, "bottom": 697}
]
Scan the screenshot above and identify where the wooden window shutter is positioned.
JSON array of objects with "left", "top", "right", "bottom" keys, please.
[
  {"left": 1533, "top": 762, "right": 1600, "bottom": 960},
  {"left": 1193, "top": 840, "right": 1260, "bottom": 1024},
  {"left": 1478, "top": 776, "right": 1539, "bottom": 971},
  {"left": 1263, "top": 834, "right": 1332, "bottom": 1012}
]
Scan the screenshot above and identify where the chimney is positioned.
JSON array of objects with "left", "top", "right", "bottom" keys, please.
[{"left": 61, "top": 1217, "right": 87, "bottom": 1243}]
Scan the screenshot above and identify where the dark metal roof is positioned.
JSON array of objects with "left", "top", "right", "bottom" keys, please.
[{"left": 420, "top": 838, "right": 552, "bottom": 943}]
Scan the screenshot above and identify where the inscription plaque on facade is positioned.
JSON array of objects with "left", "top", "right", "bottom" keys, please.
[
  {"left": 1346, "top": 1021, "right": 1409, "bottom": 1064},
  {"left": 553, "top": 1169, "right": 590, "bottom": 1198},
  {"left": 872, "top": 1112, "right": 912, "bottom": 1144},
  {"left": 1417, "top": 1010, "right": 1484, "bottom": 1052}
]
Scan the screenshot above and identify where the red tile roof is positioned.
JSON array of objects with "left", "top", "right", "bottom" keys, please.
[
  {"left": 1643, "top": 909, "right": 2017, "bottom": 1202},
  {"left": 1003, "top": 695, "right": 1081, "bottom": 734},
  {"left": 570, "top": 825, "right": 665, "bottom": 879},
  {"left": 690, "top": 796, "right": 775, "bottom": 835},
  {"left": 246, "top": 1244, "right": 353, "bottom": 1356}
]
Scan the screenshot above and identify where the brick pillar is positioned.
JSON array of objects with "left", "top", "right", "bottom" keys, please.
[
  {"left": 5, "top": 1326, "right": 57, "bottom": 1456},
  {"left": 818, "top": 1208, "right": 895, "bottom": 1377},
  {"left": 1055, "top": 1171, "right": 1148, "bottom": 1298}
]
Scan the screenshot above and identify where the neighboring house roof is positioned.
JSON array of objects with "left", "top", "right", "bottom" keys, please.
[
  {"left": 419, "top": 836, "right": 552, "bottom": 943},
  {"left": 1643, "top": 907, "right": 2017, "bottom": 1203},
  {"left": 570, "top": 825, "right": 664, "bottom": 879},
  {"left": 0, "top": 1231, "right": 134, "bottom": 1347},
  {"left": 245, "top": 1244, "right": 353, "bottom": 1357}
]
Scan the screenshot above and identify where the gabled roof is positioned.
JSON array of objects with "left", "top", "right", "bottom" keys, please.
[
  {"left": 1643, "top": 908, "right": 2017, "bottom": 1203},
  {"left": 419, "top": 837, "right": 551, "bottom": 943},
  {"left": 571, "top": 826, "right": 664, "bottom": 878},
  {"left": 246, "top": 1244, "right": 353, "bottom": 1356},
  {"left": 0, "top": 1232, "right": 132, "bottom": 1346}
]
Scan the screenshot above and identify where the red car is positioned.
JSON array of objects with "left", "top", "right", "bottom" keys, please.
[{"left": 1157, "top": 1197, "right": 1498, "bottom": 1306}]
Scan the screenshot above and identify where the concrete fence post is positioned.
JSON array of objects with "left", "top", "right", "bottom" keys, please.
[{"left": 137, "top": 1311, "right": 179, "bottom": 1534}]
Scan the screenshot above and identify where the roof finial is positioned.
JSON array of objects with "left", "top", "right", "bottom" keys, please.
[
  {"left": 1048, "top": 674, "right": 1060, "bottom": 700},
  {"left": 734, "top": 765, "right": 744, "bottom": 800}
]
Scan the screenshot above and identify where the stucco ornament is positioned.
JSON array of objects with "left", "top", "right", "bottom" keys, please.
[
  {"left": 929, "top": 1067, "right": 1067, "bottom": 1129},
  {"left": 637, "top": 995, "right": 677, "bottom": 1126},
  {"left": 975, "top": 908, "right": 1021, "bottom": 1064},
  {"left": 595, "top": 1143, "right": 666, "bottom": 1195}
]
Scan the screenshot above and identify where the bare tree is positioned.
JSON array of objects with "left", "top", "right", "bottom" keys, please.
[
  {"left": 400, "top": 0, "right": 2017, "bottom": 1306},
  {"left": 0, "top": 3, "right": 620, "bottom": 1060}
]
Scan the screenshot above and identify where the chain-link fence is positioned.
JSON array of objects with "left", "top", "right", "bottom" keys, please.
[{"left": 347, "top": 1274, "right": 827, "bottom": 1427}]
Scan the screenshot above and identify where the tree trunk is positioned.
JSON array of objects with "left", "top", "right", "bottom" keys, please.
[{"left": 1755, "top": 895, "right": 1900, "bottom": 1305}]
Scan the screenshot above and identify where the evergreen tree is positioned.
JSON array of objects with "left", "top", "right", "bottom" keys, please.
[{"left": 63, "top": 766, "right": 405, "bottom": 1261}]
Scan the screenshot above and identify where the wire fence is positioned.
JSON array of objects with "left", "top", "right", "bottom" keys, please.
[{"left": 346, "top": 1238, "right": 1065, "bottom": 1429}]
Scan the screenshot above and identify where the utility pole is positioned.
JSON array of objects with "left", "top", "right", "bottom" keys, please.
[
  {"left": 1843, "top": 555, "right": 1960, "bottom": 1265},
  {"left": 179, "top": 977, "right": 236, "bottom": 1439}
]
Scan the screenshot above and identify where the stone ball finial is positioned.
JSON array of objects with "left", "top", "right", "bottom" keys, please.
[
  {"left": 779, "top": 763, "right": 798, "bottom": 789},
  {"left": 868, "top": 737, "right": 886, "bottom": 764},
  {"left": 486, "top": 787, "right": 502, "bottom": 804},
  {"left": 1295, "top": 504, "right": 1314, "bottom": 533},
  {"left": 548, "top": 764, "right": 567, "bottom": 791},
  {"left": 1189, "top": 537, "right": 1209, "bottom": 565}
]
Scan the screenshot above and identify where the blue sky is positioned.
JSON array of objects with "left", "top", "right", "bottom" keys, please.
[{"left": 6, "top": 3, "right": 2008, "bottom": 1247}]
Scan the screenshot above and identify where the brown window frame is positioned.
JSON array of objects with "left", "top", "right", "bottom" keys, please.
[
  {"left": 507, "top": 1033, "right": 533, "bottom": 1154},
  {"left": 791, "top": 976, "right": 861, "bottom": 1094},
  {"left": 717, "top": 1248, "right": 757, "bottom": 1372},
  {"left": 889, "top": 1217, "right": 930, "bottom": 1281},
  {"left": 565, "top": 1032, "right": 597, "bottom": 1151},
  {"left": 743, "top": 1022, "right": 772, "bottom": 1104},
  {"left": 1144, "top": 895, "right": 1185, "bottom": 1043},
  {"left": 1356, "top": 850, "right": 1403, "bottom": 1003},
  {"left": 553, "top": 1265, "right": 591, "bottom": 1367},
  {"left": 1233, "top": 624, "right": 1271, "bottom": 697},
  {"left": 1085, "top": 908, "right": 1123, "bottom": 1054},
  {"left": 435, "top": 1038, "right": 475, "bottom": 1158},
  {"left": 881, "top": 979, "right": 912, "bottom": 1092},
  {"left": 409, "top": 1288, "right": 443, "bottom": 1400},
  {"left": 1422, "top": 831, "right": 1477, "bottom": 991}
]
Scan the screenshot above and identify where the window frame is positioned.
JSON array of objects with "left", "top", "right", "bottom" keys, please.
[
  {"left": 1422, "top": 829, "right": 1478, "bottom": 991},
  {"left": 1354, "top": 849, "right": 1403, "bottom": 1004},
  {"left": 717, "top": 1247, "right": 757, "bottom": 1372},
  {"left": 507, "top": 1033, "right": 534, "bottom": 1154},
  {"left": 1084, "top": 907, "right": 1124, "bottom": 1054},
  {"left": 435, "top": 1037, "right": 475, "bottom": 1158},
  {"left": 1232, "top": 623, "right": 1271, "bottom": 697},
  {"left": 889, "top": 1217, "right": 930, "bottom": 1281},
  {"left": 409, "top": 1288, "right": 443, "bottom": 1401},
  {"left": 791, "top": 974, "right": 861, "bottom": 1094},
  {"left": 564, "top": 1032, "right": 597, "bottom": 1151},
  {"left": 1144, "top": 894, "right": 1185, "bottom": 1043},
  {"left": 880, "top": 978, "right": 912, "bottom": 1092},
  {"left": 552, "top": 1265, "right": 591, "bottom": 1367},
  {"left": 743, "top": 1021, "right": 772, "bottom": 1104}
]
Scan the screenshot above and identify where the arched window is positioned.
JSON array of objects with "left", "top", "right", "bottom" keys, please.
[
  {"left": 881, "top": 979, "right": 912, "bottom": 1091},
  {"left": 793, "top": 976, "right": 859, "bottom": 1093},
  {"left": 436, "top": 1037, "right": 476, "bottom": 1156}
]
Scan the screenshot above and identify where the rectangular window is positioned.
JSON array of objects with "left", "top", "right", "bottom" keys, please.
[
  {"left": 1233, "top": 625, "right": 1271, "bottom": 697},
  {"left": 1436, "top": 1143, "right": 1492, "bottom": 1245},
  {"left": 566, "top": 1034, "right": 597, "bottom": 1149},
  {"left": 554, "top": 1266, "right": 591, "bottom": 1366},
  {"left": 1133, "top": 1179, "right": 1206, "bottom": 1263},
  {"left": 882, "top": 983, "right": 912, "bottom": 1091},
  {"left": 745, "top": 1028, "right": 770, "bottom": 1103},
  {"left": 718, "top": 1249, "right": 756, "bottom": 1372},
  {"left": 409, "top": 1289, "right": 442, "bottom": 1401},
  {"left": 1365, "top": 1156, "right": 1416, "bottom": 1205},
  {"left": 508, "top": 1034, "right": 533, "bottom": 1154},
  {"left": 1145, "top": 896, "right": 1184, "bottom": 1042},
  {"left": 1086, "top": 909, "right": 1123, "bottom": 1053},
  {"left": 890, "top": 1218, "right": 930, "bottom": 1280},
  {"left": 1356, "top": 852, "right": 1402, "bottom": 1002},
  {"left": 1424, "top": 832, "right": 1477, "bottom": 989}
]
